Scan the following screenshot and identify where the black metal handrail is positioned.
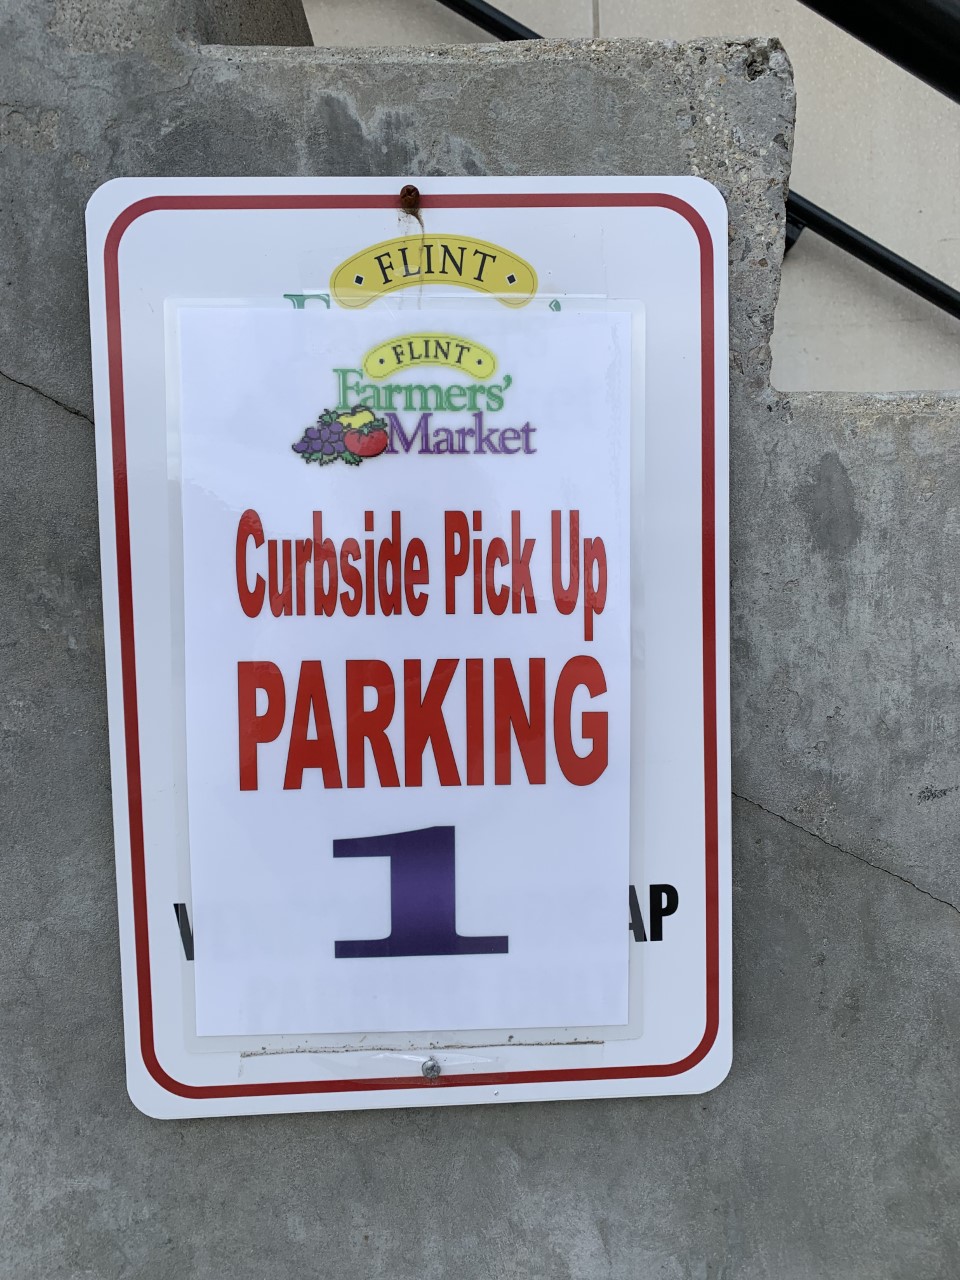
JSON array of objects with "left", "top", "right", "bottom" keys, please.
[
  {"left": 797, "top": 0, "right": 960, "bottom": 106},
  {"left": 435, "top": 0, "right": 538, "bottom": 39},
  {"left": 787, "top": 195, "right": 960, "bottom": 318},
  {"left": 434, "top": 0, "right": 960, "bottom": 323}
]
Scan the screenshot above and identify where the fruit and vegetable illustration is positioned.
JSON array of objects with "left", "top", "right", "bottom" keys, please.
[{"left": 292, "top": 407, "right": 389, "bottom": 467}]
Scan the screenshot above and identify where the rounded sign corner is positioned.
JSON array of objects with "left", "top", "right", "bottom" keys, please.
[{"left": 678, "top": 175, "right": 730, "bottom": 224}]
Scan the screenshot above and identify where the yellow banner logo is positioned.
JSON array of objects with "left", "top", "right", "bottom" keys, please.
[
  {"left": 362, "top": 333, "right": 497, "bottom": 381},
  {"left": 331, "top": 235, "right": 537, "bottom": 309}
]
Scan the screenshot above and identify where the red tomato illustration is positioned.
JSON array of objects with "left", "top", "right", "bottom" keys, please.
[{"left": 344, "top": 427, "right": 389, "bottom": 457}]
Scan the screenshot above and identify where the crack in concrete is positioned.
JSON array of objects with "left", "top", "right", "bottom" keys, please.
[
  {"left": 734, "top": 791, "right": 960, "bottom": 916},
  {"left": 0, "top": 368, "right": 93, "bottom": 425}
]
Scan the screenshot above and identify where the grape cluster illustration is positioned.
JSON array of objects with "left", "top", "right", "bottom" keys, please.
[
  {"left": 292, "top": 410, "right": 353, "bottom": 465},
  {"left": 292, "top": 407, "right": 390, "bottom": 467}
]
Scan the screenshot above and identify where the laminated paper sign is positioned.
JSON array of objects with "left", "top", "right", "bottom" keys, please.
[
  {"left": 86, "top": 177, "right": 731, "bottom": 1118},
  {"left": 178, "top": 306, "right": 632, "bottom": 1036}
]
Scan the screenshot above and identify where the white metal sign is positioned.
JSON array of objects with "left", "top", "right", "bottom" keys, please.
[{"left": 86, "top": 176, "right": 730, "bottom": 1118}]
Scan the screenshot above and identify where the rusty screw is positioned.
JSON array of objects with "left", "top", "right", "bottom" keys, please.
[{"left": 399, "top": 183, "right": 424, "bottom": 230}]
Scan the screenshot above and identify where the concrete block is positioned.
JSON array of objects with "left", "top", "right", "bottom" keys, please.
[
  {"left": 43, "top": 0, "right": 312, "bottom": 53},
  {"left": 733, "top": 388, "right": 960, "bottom": 905}
]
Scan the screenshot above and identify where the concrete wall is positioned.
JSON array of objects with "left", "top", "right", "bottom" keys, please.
[
  {"left": 2, "top": 1, "right": 959, "bottom": 1276},
  {"left": 303, "top": 0, "right": 960, "bottom": 395}
]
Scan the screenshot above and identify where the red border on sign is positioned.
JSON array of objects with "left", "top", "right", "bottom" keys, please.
[{"left": 103, "top": 191, "right": 720, "bottom": 1100}]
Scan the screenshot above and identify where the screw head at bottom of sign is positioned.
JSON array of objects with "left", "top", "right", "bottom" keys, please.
[{"left": 421, "top": 1057, "right": 442, "bottom": 1079}]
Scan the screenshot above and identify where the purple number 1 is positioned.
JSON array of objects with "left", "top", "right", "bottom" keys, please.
[{"left": 333, "top": 825, "right": 509, "bottom": 958}]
